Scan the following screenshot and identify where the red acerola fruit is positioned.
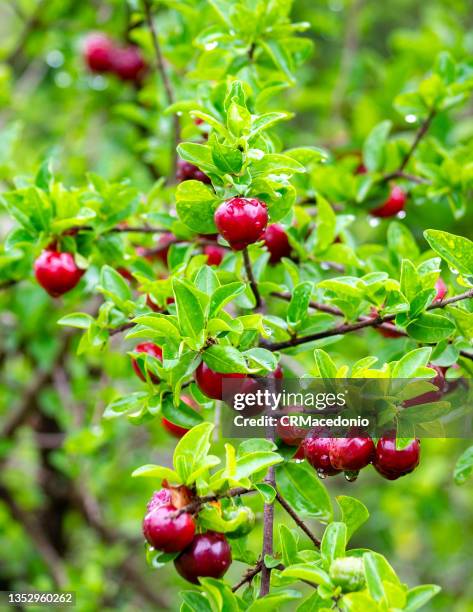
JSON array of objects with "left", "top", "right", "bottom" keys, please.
[
  {"left": 194, "top": 362, "right": 246, "bottom": 400},
  {"left": 269, "top": 364, "right": 284, "bottom": 379},
  {"left": 434, "top": 277, "right": 447, "bottom": 302},
  {"left": 132, "top": 342, "right": 163, "bottom": 384},
  {"left": 214, "top": 197, "right": 268, "bottom": 251},
  {"left": 146, "top": 295, "right": 175, "bottom": 312},
  {"left": 174, "top": 531, "right": 232, "bottom": 584},
  {"left": 203, "top": 244, "right": 226, "bottom": 266},
  {"left": 276, "top": 421, "right": 307, "bottom": 447},
  {"left": 329, "top": 437, "right": 375, "bottom": 471},
  {"left": 34, "top": 250, "right": 84, "bottom": 297},
  {"left": 146, "top": 488, "right": 172, "bottom": 513},
  {"left": 143, "top": 504, "right": 195, "bottom": 553},
  {"left": 404, "top": 364, "right": 446, "bottom": 407},
  {"left": 355, "top": 163, "right": 367, "bottom": 175},
  {"left": 370, "top": 186, "right": 407, "bottom": 218},
  {"left": 263, "top": 224, "right": 292, "bottom": 264},
  {"left": 302, "top": 435, "right": 340, "bottom": 477},
  {"left": 176, "top": 159, "right": 211, "bottom": 184},
  {"left": 83, "top": 33, "right": 115, "bottom": 73},
  {"left": 111, "top": 46, "right": 146, "bottom": 82},
  {"left": 117, "top": 267, "right": 134, "bottom": 283},
  {"left": 373, "top": 437, "right": 420, "bottom": 480}
]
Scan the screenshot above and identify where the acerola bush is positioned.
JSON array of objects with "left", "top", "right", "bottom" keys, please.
[{"left": 2, "top": 0, "right": 473, "bottom": 610}]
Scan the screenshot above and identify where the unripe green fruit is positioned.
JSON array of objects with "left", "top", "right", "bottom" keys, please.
[
  {"left": 224, "top": 506, "right": 256, "bottom": 539},
  {"left": 329, "top": 557, "right": 365, "bottom": 592}
]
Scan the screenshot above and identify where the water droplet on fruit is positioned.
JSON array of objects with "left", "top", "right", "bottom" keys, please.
[
  {"left": 317, "top": 469, "right": 327, "bottom": 479},
  {"left": 345, "top": 471, "right": 359, "bottom": 482}
]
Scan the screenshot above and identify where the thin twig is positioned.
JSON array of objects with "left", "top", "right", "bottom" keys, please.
[
  {"left": 263, "top": 288, "right": 473, "bottom": 351},
  {"left": 275, "top": 491, "right": 321, "bottom": 547},
  {"left": 0, "top": 485, "right": 67, "bottom": 587},
  {"left": 243, "top": 247, "right": 263, "bottom": 309},
  {"left": 382, "top": 109, "right": 436, "bottom": 182},
  {"left": 260, "top": 465, "right": 275, "bottom": 597},
  {"left": 142, "top": 0, "right": 180, "bottom": 180},
  {"left": 232, "top": 559, "right": 263, "bottom": 592},
  {"left": 174, "top": 486, "right": 254, "bottom": 517}
]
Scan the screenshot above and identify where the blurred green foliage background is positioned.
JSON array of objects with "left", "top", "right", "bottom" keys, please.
[{"left": 1, "top": 0, "right": 473, "bottom": 610}]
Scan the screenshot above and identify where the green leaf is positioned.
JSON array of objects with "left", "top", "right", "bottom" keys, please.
[
  {"left": 387, "top": 222, "right": 420, "bottom": 260},
  {"left": 177, "top": 142, "right": 218, "bottom": 174},
  {"left": 99, "top": 265, "right": 132, "bottom": 303},
  {"left": 202, "top": 345, "right": 248, "bottom": 373},
  {"left": 279, "top": 524, "right": 299, "bottom": 566},
  {"left": 406, "top": 313, "right": 455, "bottom": 342},
  {"left": 247, "top": 590, "right": 302, "bottom": 611},
  {"left": 131, "top": 314, "right": 181, "bottom": 339},
  {"left": 233, "top": 451, "right": 283, "bottom": 481},
  {"left": 172, "top": 278, "right": 206, "bottom": 342},
  {"left": 280, "top": 564, "right": 331, "bottom": 586},
  {"left": 363, "top": 120, "right": 392, "bottom": 172},
  {"left": 180, "top": 591, "right": 212, "bottom": 612},
  {"left": 243, "top": 347, "right": 278, "bottom": 373},
  {"left": 173, "top": 422, "right": 214, "bottom": 484},
  {"left": 209, "top": 282, "right": 246, "bottom": 317},
  {"left": 255, "top": 483, "right": 277, "bottom": 503},
  {"left": 453, "top": 445, "right": 473, "bottom": 484},
  {"left": 336, "top": 496, "right": 369, "bottom": 541},
  {"left": 313, "top": 197, "right": 336, "bottom": 252},
  {"left": 175, "top": 180, "right": 219, "bottom": 234},
  {"left": 276, "top": 462, "right": 333, "bottom": 522},
  {"left": 405, "top": 585, "right": 441, "bottom": 611},
  {"left": 321, "top": 522, "right": 346, "bottom": 565},
  {"left": 199, "top": 578, "right": 240, "bottom": 612},
  {"left": 57, "top": 312, "right": 94, "bottom": 329},
  {"left": 211, "top": 141, "right": 243, "bottom": 174},
  {"left": 161, "top": 395, "right": 203, "bottom": 429},
  {"left": 131, "top": 464, "right": 180, "bottom": 482},
  {"left": 195, "top": 265, "right": 219, "bottom": 295},
  {"left": 391, "top": 347, "right": 432, "bottom": 378},
  {"left": 313, "top": 349, "right": 338, "bottom": 378},
  {"left": 424, "top": 229, "right": 473, "bottom": 277},
  {"left": 287, "top": 282, "right": 313, "bottom": 327}
]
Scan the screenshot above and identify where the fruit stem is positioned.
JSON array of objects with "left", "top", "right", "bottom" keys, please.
[
  {"left": 275, "top": 490, "right": 321, "bottom": 547},
  {"left": 243, "top": 247, "right": 263, "bottom": 309}
]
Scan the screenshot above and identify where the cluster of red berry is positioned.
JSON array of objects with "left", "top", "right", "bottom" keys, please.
[
  {"left": 142, "top": 486, "right": 254, "bottom": 583},
  {"left": 83, "top": 33, "right": 147, "bottom": 83}
]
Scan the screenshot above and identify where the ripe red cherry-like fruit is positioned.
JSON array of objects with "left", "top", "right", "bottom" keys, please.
[
  {"left": 373, "top": 437, "right": 420, "bottom": 480},
  {"left": 404, "top": 364, "right": 446, "bottom": 407},
  {"left": 143, "top": 504, "right": 195, "bottom": 553},
  {"left": 111, "top": 46, "right": 146, "bottom": 82},
  {"left": 370, "top": 186, "right": 407, "bottom": 218},
  {"left": 277, "top": 421, "right": 307, "bottom": 447},
  {"left": 263, "top": 224, "right": 292, "bottom": 264},
  {"left": 329, "top": 437, "right": 375, "bottom": 471},
  {"left": 83, "top": 33, "right": 115, "bottom": 73},
  {"left": 34, "top": 250, "right": 84, "bottom": 297},
  {"left": 269, "top": 364, "right": 283, "bottom": 379},
  {"left": 194, "top": 362, "right": 246, "bottom": 400},
  {"left": 132, "top": 342, "right": 163, "bottom": 383},
  {"left": 214, "top": 197, "right": 268, "bottom": 251},
  {"left": 176, "top": 159, "right": 211, "bottom": 184},
  {"left": 203, "top": 244, "right": 226, "bottom": 266},
  {"left": 302, "top": 435, "right": 340, "bottom": 476},
  {"left": 174, "top": 531, "right": 232, "bottom": 584},
  {"left": 434, "top": 277, "right": 447, "bottom": 302},
  {"left": 146, "top": 488, "right": 172, "bottom": 513}
]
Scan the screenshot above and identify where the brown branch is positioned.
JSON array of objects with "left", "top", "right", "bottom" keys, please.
[
  {"left": 1, "top": 332, "right": 73, "bottom": 438},
  {"left": 275, "top": 491, "right": 321, "bottom": 547},
  {"left": 263, "top": 288, "right": 473, "bottom": 351},
  {"left": 142, "top": 0, "right": 180, "bottom": 180},
  {"left": 382, "top": 109, "right": 436, "bottom": 182},
  {"left": 5, "top": 0, "right": 47, "bottom": 71},
  {"left": 260, "top": 465, "right": 275, "bottom": 597},
  {"left": 232, "top": 559, "right": 263, "bottom": 592},
  {"left": 0, "top": 485, "right": 67, "bottom": 587},
  {"left": 243, "top": 247, "right": 263, "bottom": 310},
  {"left": 109, "top": 322, "right": 135, "bottom": 337}
]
